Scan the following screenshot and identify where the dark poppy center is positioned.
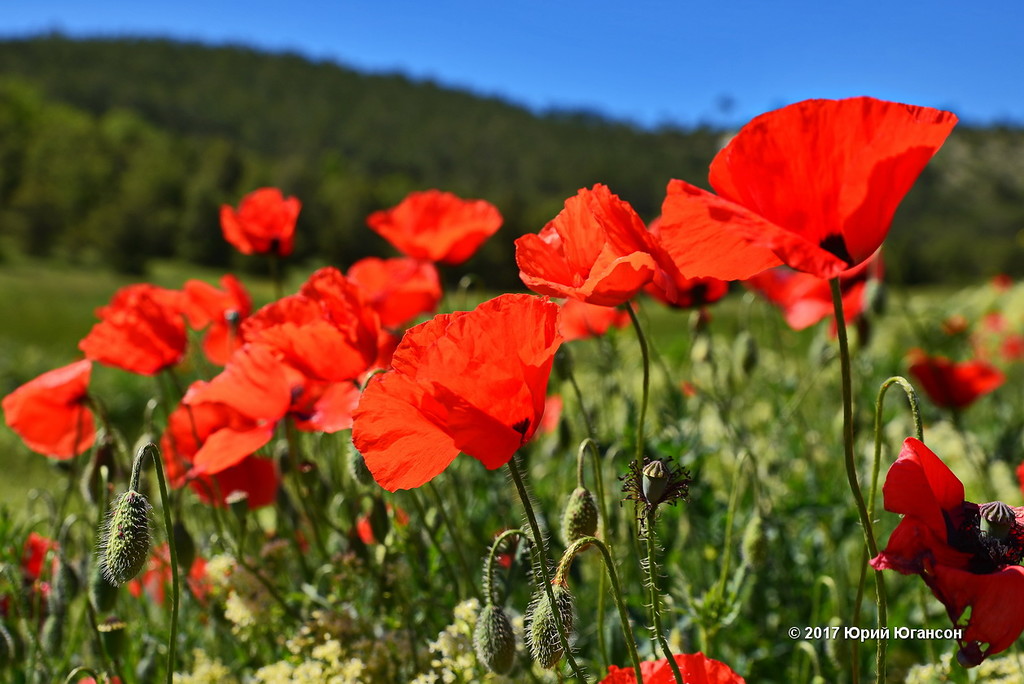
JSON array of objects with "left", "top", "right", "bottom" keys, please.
[
  {"left": 819, "top": 234, "right": 854, "bottom": 266},
  {"left": 947, "top": 503, "right": 1024, "bottom": 573},
  {"left": 511, "top": 418, "right": 530, "bottom": 439}
]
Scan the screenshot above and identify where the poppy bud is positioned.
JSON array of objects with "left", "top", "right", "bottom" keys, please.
[
  {"left": 98, "top": 489, "right": 152, "bottom": 586},
  {"left": 80, "top": 435, "right": 117, "bottom": 506},
  {"left": 740, "top": 513, "right": 767, "bottom": 568},
  {"left": 690, "top": 334, "right": 713, "bottom": 365},
  {"left": 40, "top": 614, "right": 63, "bottom": 656},
  {"left": 732, "top": 330, "right": 758, "bottom": 378},
  {"left": 473, "top": 603, "right": 517, "bottom": 674},
  {"left": 97, "top": 617, "right": 128, "bottom": 659},
  {"left": 89, "top": 558, "right": 118, "bottom": 613},
  {"left": 553, "top": 347, "right": 574, "bottom": 380},
  {"left": 526, "top": 583, "right": 575, "bottom": 669},
  {"left": 561, "top": 487, "right": 599, "bottom": 544},
  {"left": 49, "top": 555, "right": 80, "bottom": 615},
  {"left": 368, "top": 497, "right": 390, "bottom": 546},
  {"left": 642, "top": 460, "right": 670, "bottom": 505},
  {"left": 226, "top": 490, "right": 250, "bottom": 528},
  {"left": 347, "top": 443, "right": 375, "bottom": 487}
]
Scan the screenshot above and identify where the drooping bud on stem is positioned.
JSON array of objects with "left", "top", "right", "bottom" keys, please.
[
  {"left": 525, "top": 581, "right": 575, "bottom": 669},
  {"left": 473, "top": 603, "right": 517, "bottom": 674},
  {"left": 561, "top": 487, "right": 598, "bottom": 544},
  {"left": 98, "top": 488, "right": 151, "bottom": 586}
]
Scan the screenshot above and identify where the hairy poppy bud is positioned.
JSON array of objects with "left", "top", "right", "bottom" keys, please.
[
  {"left": 473, "top": 603, "right": 517, "bottom": 674},
  {"left": 0, "top": 620, "right": 19, "bottom": 667},
  {"left": 48, "top": 555, "right": 80, "bottom": 615},
  {"left": 740, "top": 513, "right": 767, "bottom": 568},
  {"left": 561, "top": 487, "right": 598, "bottom": 544},
  {"left": 526, "top": 583, "right": 575, "bottom": 669},
  {"left": 98, "top": 489, "right": 152, "bottom": 586}
]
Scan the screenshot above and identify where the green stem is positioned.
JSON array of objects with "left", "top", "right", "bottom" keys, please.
[
  {"left": 577, "top": 439, "right": 611, "bottom": 667},
  {"left": 483, "top": 528, "right": 526, "bottom": 604},
  {"left": 557, "top": 537, "right": 643, "bottom": 682},
  {"left": 135, "top": 443, "right": 181, "bottom": 684},
  {"left": 830, "top": 279, "right": 886, "bottom": 684},
  {"left": 507, "top": 457, "right": 587, "bottom": 682},
  {"left": 644, "top": 509, "right": 683, "bottom": 684},
  {"left": 427, "top": 480, "right": 475, "bottom": 593},
  {"left": 625, "top": 304, "right": 651, "bottom": 477},
  {"left": 871, "top": 376, "right": 922, "bottom": 521}
]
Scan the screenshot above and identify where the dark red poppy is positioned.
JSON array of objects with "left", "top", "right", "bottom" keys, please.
[
  {"left": 516, "top": 184, "right": 662, "bottom": 306},
  {"left": 184, "top": 274, "right": 252, "bottom": 365},
  {"left": 907, "top": 349, "right": 1004, "bottom": 409},
  {"left": 220, "top": 187, "right": 301, "bottom": 257},
  {"left": 161, "top": 398, "right": 279, "bottom": 508},
  {"left": 352, "top": 294, "right": 562, "bottom": 491},
  {"left": 347, "top": 256, "right": 442, "bottom": 329},
  {"left": 872, "top": 437, "right": 1024, "bottom": 666},
  {"left": 558, "top": 298, "right": 630, "bottom": 342},
  {"left": 657, "top": 98, "right": 956, "bottom": 280},
  {"left": 600, "top": 652, "right": 745, "bottom": 683},
  {"left": 367, "top": 189, "right": 502, "bottom": 265},
  {"left": 744, "top": 250, "right": 882, "bottom": 331},
  {"left": 79, "top": 284, "right": 187, "bottom": 375},
  {"left": 241, "top": 267, "right": 380, "bottom": 383},
  {"left": 3, "top": 359, "right": 96, "bottom": 459}
]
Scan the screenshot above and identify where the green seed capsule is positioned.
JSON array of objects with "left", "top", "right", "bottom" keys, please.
[
  {"left": 561, "top": 487, "right": 599, "bottom": 544},
  {"left": 473, "top": 603, "right": 517, "bottom": 674},
  {"left": 526, "top": 583, "right": 575, "bottom": 669},
  {"left": 99, "top": 489, "right": 152, "bottom": 586}
]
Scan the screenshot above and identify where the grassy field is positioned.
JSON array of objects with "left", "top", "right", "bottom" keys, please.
[{"left": 2, "top": 253, "right": 1023, "bottom": 683}]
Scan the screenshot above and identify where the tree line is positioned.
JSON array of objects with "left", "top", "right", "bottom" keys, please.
[{"left": 1, "top": 34, "right": 1022, "bottom": 286}]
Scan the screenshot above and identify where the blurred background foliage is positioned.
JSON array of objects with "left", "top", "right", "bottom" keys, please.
[{"left": 1, "top": 34, "right": 1023, "bottom": 287}]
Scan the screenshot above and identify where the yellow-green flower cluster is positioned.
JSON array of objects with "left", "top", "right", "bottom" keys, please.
[
  {"left": 173, "top": 649, "right": 240, "bottom": 684},
  {"left": 906, "top": 651, "right": 1024, "bottom": 682}
]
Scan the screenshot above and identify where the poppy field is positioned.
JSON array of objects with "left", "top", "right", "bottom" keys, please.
[{"left": 3, "top": 96, "right": 1024, "bottom": 683}]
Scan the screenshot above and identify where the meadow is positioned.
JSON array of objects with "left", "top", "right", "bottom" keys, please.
[{"left": 2, "top": 97, "right": 1024, "bottom": 684}]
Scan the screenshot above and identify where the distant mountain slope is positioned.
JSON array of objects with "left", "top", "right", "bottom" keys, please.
[{"left": 1, "top": 34, "right": 1022, "bottom": 284}]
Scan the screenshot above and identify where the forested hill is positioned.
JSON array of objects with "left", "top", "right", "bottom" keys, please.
[{"left": 1, "top": 34, "right": 1023, "bottom": 285}]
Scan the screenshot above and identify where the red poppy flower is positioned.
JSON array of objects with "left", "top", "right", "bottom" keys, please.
[
  {"left": 242, "top": 267, "right": 380, "bottom": 383},
  {"left": 538, "top": 394, "right": 563, "bottom": 435},
  {"left": 161, "top": 398, "right": 280, "bottom": 508},
  {"left": 516, "top": 184, "right": 662, "bottom": 306},
  {"left": 600, "top": 652, "right": 745, "bottom": 683},
  {"left": 558, "top": 298, "right": 630, "bottom": 342},
  {"left": 21, "top": 532, "right": 58, "bottom": 582},
  {"left": 744, "top": 250, "right": 882, "bottom": 331},
  {"left": 220, "top": 187, "right": 301, "bottom": 257},
  {"left": 658, "top": 98, "right": 956, "bottom": 280},
  {"left": 3, "top": 360, "right": 96, "bottom": 459},
  {"left": 643, "top": 214, "right": 739, "bottom": 305},
  {"left": 184, "top": 274, "right": 252, "bottom": 365},
  {"left": 907, "top": 350, "right": 1004, "bottom": 409},
  {"left": 347, "top": 256, "right": 442, "bottom": 329},
  {"left": 367, "top": 189, "right": 502, "bottom": 265},
  {"left": 79, "top": 284, "right": 187, "bottom": 375},
  {"left": 872, "top": 437, "right": 1024, "bottom": 666},
  {"left": 352, "top": 293, "right": 562, "bottom": 491}
]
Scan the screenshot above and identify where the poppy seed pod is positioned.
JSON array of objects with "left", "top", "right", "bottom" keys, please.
[
  {"left": 561, "top": 487, "right": 599, "bottom": 544},
  {"left": 980, "top": 501, "right": 1016, "bottom": 540},
  {"left": 98, "top": 489, "right": 152, "bottom": 586},
  {"left": 642, "top": 460, "right": 670, "bottom": 505},
  {"left": 473, "top": 603, "right": 517, "bottom": 674},
  {"left": 525, "top": 583, "right": 575, "bottom": 669}
]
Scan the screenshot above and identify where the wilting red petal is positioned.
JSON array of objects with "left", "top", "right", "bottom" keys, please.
[
  {"left": 707, "top": 97, "right": 957, "bottom": 277},
  {"left": 220, "top": 187, "right": 300, "bottom": 257},
  {"left": 367, "top": 190, "right": 502, "bottom": 265},
  {"left": 929, "top": 564, "right": 1024, "bottom": 662},
  {"left": 353, "top": 294, "right": 562, "bottom": 491},
  {"left": 79, "top": 284, "right": 187, "bottom": 375},
  {"left": 3, "top": 359, "right": 96, "bottom": 459},
  {"left": 908, "top": 351, "right": 1005, "bottom": 409},
  {"left": 600, "top": 652, "right": 746, "bottom": 683},
  {"left": 516, "top": 184, "right": 659, "bottom": 306},
  {"left": 347, "top": 257, "right": 442, "bottom": 328},
  {"left": 558, "top": 298, "right": 629, "bottom": 342}
]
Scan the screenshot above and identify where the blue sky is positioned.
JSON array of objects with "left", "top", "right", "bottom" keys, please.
[{"left": 5, "top": 1, "right": 1022, "bottom": 128}]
